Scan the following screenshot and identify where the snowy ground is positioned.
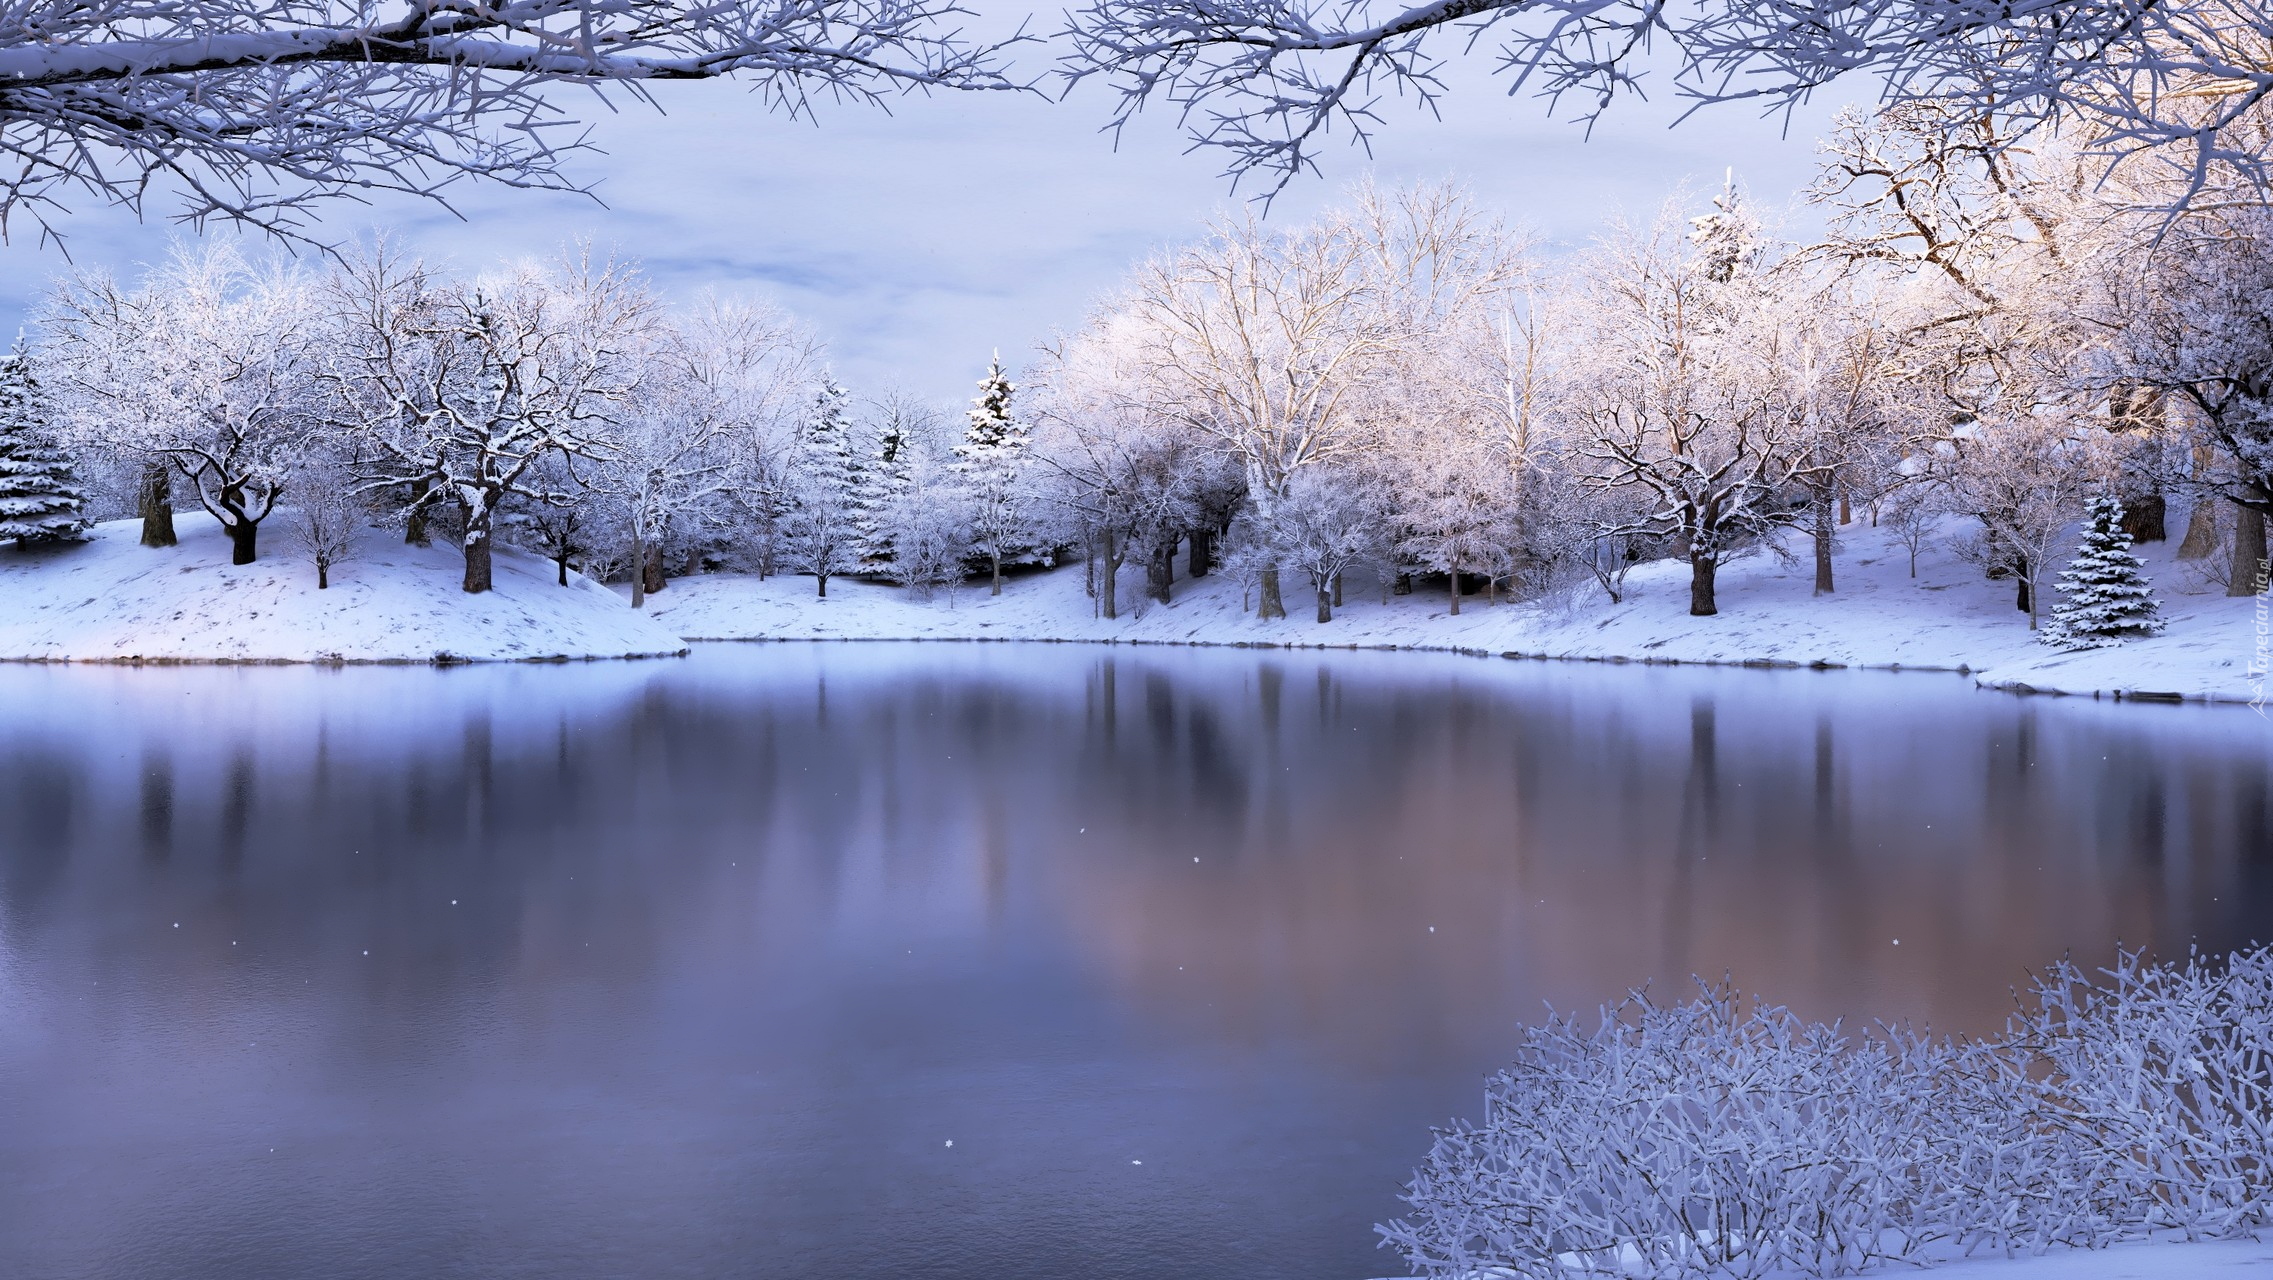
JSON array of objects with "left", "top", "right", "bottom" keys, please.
[
  {"left": 639, "top": 519, "right": 2268, "bottom": 707},
  {"left": 0, "top": 514, "right": 688, "bottom": 664}
]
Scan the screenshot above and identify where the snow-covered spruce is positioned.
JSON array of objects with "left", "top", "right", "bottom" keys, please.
[
  {"left": 2042, "top": 495, "right": 2166, "bottom": 650},
  {"left": 952, "top": 354, "right": 1041, "bottom": 596},
  {"left": 1379, "top": 947, "right": 2273, "bottom": 1280},
  {"left": 781, "top": 378, "right": 865, "bottom": 598},
  {"left": 0, "top": 345, "right": 87, "bottom": 545}
]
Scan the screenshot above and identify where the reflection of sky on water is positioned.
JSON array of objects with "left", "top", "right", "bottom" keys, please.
[{"left": 0, "top": 647, "right": 2267, "bottom": 1279}]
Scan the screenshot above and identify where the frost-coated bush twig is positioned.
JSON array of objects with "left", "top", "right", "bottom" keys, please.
[{"left": 1382, "top": 948, "right": 2273, "bottom": 1279}]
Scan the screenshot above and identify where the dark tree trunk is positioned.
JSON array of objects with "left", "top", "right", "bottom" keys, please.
[
  {"left": 990, "top": 551, "right": 1003, "bottom": 597},
  {"left": 317, "top": 560, "right": 331, "bottom": 590},
  {"left": 225, "top": 519, "right": 258, "bottom": 565},
  {"left": 1813, "top": 489, "right": 1835, "bottom": 595},
  {"left": 816, "top": 572, "right": 828, "bottom": 599},
  {"left": 1188, "top": 528, "right": 1212, "bottom": 577},
  {"left": 1447, "top": 562, "right": 1462, "bottom": 617},
  {"left": 1392, "top": 573, "right": 1412, "bottom": 597},
  {"left": 1839, "top": 491, "right": 1852, "bottom": 525},
  {"left": 1689, "top": 554, "right": 1719, "bottom": 617},
  {"left": 2231, "top": 494, "right": 2269, "bottom": 599},
  {"left": 462, "top": 527, "right": 494, "bottom": 594},
  {"left": 1315, "top": 576, "right": 1332, "bottom": 623},
  {"left": 1100, "top": 528, "right": 1122, "bottom": 620},
  {"left": 138, "top": 464, "right": 176, "bottom": 548},
  {"left": 643, "top": 543, "right": 666, "bottom": 597},
  {"left": 555, "top": 554, "right": 571, "bottom": 586},
  {"left": 2122, "top": 492, "right": 2167, "bottom": 543},
  {"left": 1146, "top": 540, "right": 1173, "bottom": 604},
  {"left": 2014, "top": 558, "right": 2031, "bottom": 615},
  {"left": 1257, "top": 566, "right": 1286, "bottom": 619},
  {"left": 1331, "top": 572, "right": 1343, "bottom": 608},
  {"left": 629, "top": 533, "right": 648, "bottom": 608},
  {"left": 405, "top": 478, "right": 432, "bottom": 546}
]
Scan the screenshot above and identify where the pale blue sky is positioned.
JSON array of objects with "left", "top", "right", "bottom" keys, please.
[{"left": 0, "top": 37, "right": 1866, "bottom": 406}]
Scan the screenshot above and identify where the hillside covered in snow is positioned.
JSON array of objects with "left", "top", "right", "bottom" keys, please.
[{"left": 0, "top": 514, "right": 688, "bottom": 664}]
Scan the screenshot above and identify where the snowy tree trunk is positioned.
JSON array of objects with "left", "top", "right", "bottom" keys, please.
[
  {"left": 1188, "top": 528, "right": 1212, "bottom": 577},
  {"left": 405, "top": 478, "right": 433, "bottom": 546},
  {"left": 1813, "top": 489, "right": 1836, "bottom": 596},
  {"left": 1257, "top": 566, "right": 1286, "bottom": 619},
  {"left": 990, "top": 550, "right": 1003, "bottom": 597},
  {"left": 643, "top": 543, "right": 666, "bottom": 598},
  {"left": 1690, "top": 553, "right": 1719, "bottom": 617},
  {"left": 462, "top": 528, "right": 493, "bottom": 594},
  {"left": 137, "top": 463, "right": 176, "bottom": 548},
  {"left": 630, "top": 530, "right": 648, "bottom": 608},
  {"left": 2231, "top": 493, "right": 2269, "bottom": 600},
  {"left": 1315, "top": 573, "right": 1332, "bottom": 623}
]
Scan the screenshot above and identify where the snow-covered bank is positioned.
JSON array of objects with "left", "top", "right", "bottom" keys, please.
[
  {"left": 638, "top": 520, "right": 2267, "bottom": 706},
  {"left": 0, "top": 514, "right": 687, "bottom": 664}
]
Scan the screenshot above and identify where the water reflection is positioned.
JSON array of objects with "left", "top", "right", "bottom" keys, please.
[{"left": 0, "top": 647, "right": 2267, "bottom": 1280}]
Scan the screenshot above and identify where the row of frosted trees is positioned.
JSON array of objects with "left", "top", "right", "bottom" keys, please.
[
  {"left": 8, "top": 241, "right": 1046, "bottom": 600},
  {"left": 1023, "top": 104, "right": 2273, "bottom": 626}
]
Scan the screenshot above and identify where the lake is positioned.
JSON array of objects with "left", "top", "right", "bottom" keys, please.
[{"left": 1, "top": 645, "right": 2267, "bottom": 1279}]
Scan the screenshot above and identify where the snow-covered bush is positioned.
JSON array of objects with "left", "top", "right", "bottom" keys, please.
[
  {"left": 1380, "top": 984, "right": 1951, "bottom": 1279},
  {"left": 1383, "top": 948, "right": 2273, "bottom": 1279}
]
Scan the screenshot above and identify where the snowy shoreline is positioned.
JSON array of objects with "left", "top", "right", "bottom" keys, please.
[
  {"left": 638, "top": 518, "right": 2269, "bottom": 709},
  {"left": 5, "top": 514, "right": 2266, "bottom": 708}
]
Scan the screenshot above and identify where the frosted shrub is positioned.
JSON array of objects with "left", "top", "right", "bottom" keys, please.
[
  {"left": 1383, "top": 949, "right": 2273, "bottom": 1279},
  {"left": 2013, "top": 950, "right": 2273, "bottom": 1239},
  {"left": 1379, "top": 985, "right": 1950, "bottom": 1279}
]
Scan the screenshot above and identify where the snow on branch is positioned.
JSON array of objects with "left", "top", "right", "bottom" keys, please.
[
  {"left": 1060, "top": 0, "right": 2273, "bottom": 209},
  {"left": 0, "top": 0, "right": 1024, "bottom": 241}
]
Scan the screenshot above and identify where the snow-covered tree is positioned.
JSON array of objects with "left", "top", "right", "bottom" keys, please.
[
  {"left": 0, "top": 0, "right": 1014, "bottom": 243},
  {"left": 1572, "top": 192, "right": 1833, "bottom": 617},
  {"left": 2042, "top": 495, "right": 2166, "bottom": 649},
  {"left": 0, "top": 344, "right": 88, "bottom": 546},
  {"left": 44, "top": 242, "right": 316, "bottom": 565},
  {"left": 283, "top": 445, "right": 364, "bottom": 589},
  {"left": 598, "top": 300, "right": 806, "bottom": 605},
  {"left": 321, "top": 246, "right": 661, "bottom": 593},
  {"left": 953, "top": 355, "right": 1039, "bottom": 596},
  {"left": 1269, "top": 468, "right": 1382, "bottom": 622},
  {"left": 1942, "top": 414, "right": 2103, "bottom": 629},
  {"left": 780, "top": 377, "right": 863, "bottom": 597}
]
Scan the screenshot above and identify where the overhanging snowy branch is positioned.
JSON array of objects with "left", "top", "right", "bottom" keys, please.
[{"left": 0, "top": 0, "right": 1023, "bottom": 240}]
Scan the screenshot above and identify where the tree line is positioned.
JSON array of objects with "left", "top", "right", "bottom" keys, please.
[{"left": 6, "top": 99, "right": 2272, "bottom": 635}]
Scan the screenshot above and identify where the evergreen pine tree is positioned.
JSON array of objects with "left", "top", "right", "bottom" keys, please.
[
  {"left": 855, "top": 414, "right": 913, "bottom": 574},
  {"left": 953, "top": 353, "right": 1035, "bottom": 596},
  {"left": 0, "top": 345, "right": 89, "bottom": 546},
  {"left": 2042, "top": 494, "right": 2166, "bottom": 649},
  {"left": 782, "top": 378, "right": 864, "bottom": 597}
]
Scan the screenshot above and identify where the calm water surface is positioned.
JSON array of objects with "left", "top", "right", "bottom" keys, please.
[{"left": 1, "top": 644, "right": 2268, "bottom": 1280}]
